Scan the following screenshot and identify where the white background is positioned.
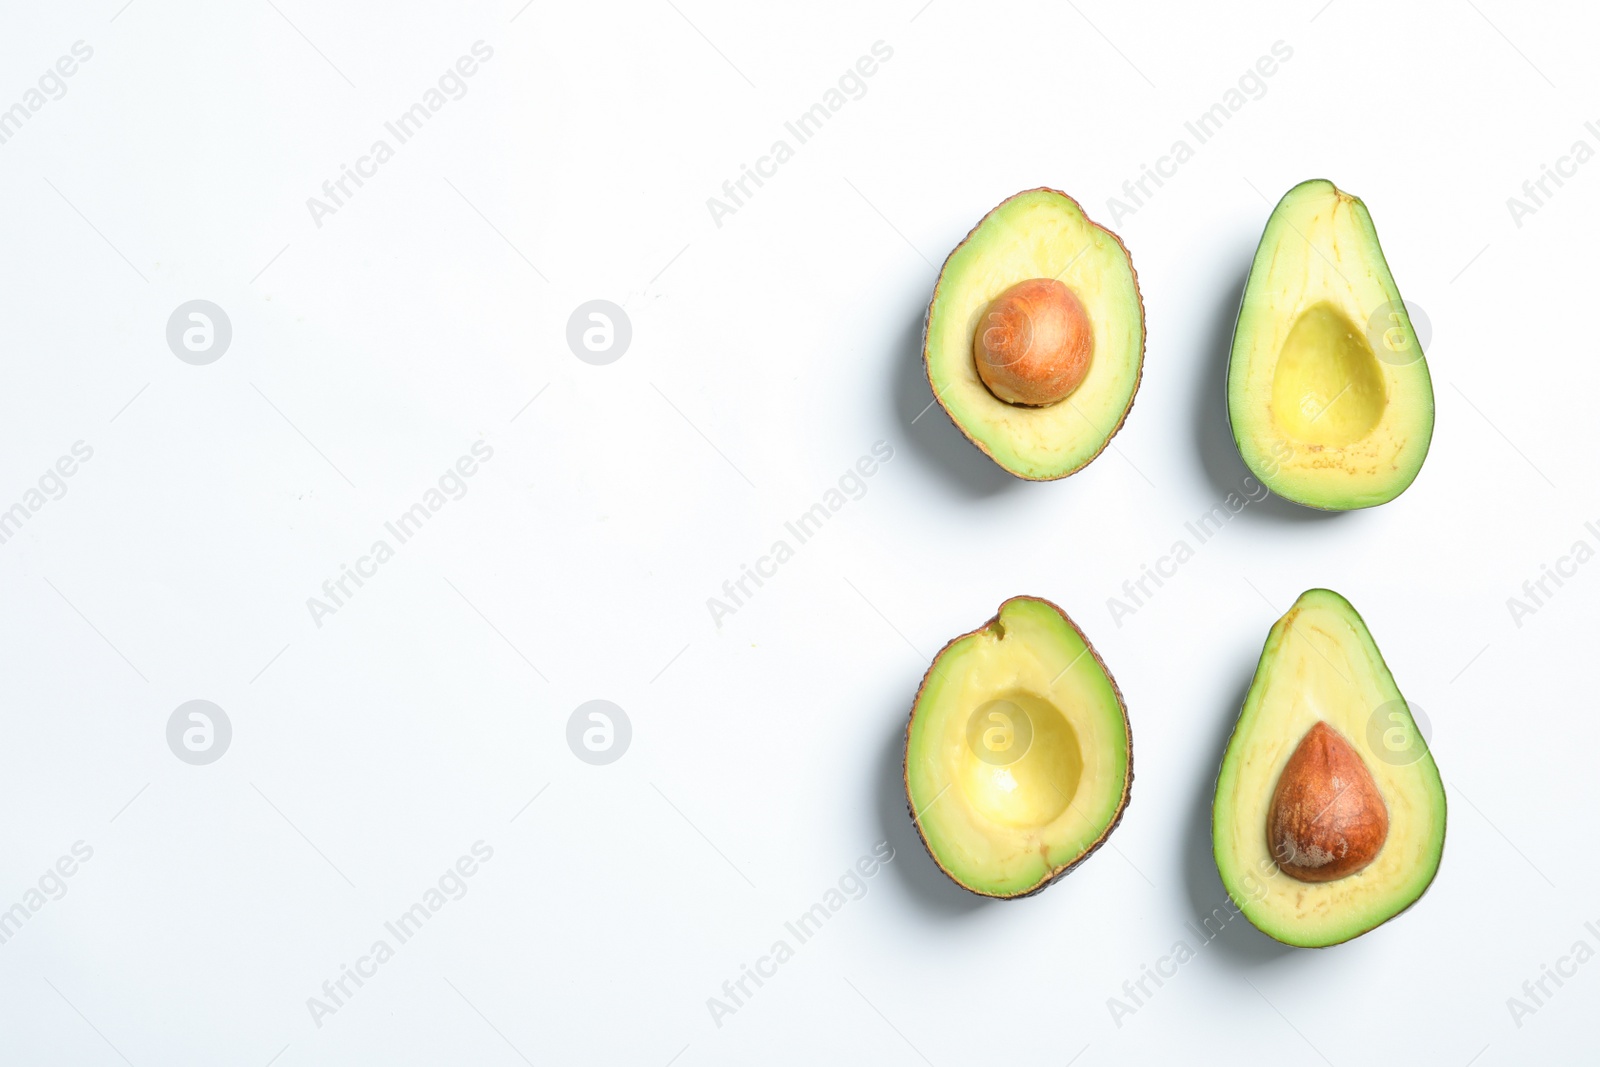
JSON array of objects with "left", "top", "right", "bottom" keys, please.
[{"left": 0, "top": 1, "right": 1594, "bottom": 1064}]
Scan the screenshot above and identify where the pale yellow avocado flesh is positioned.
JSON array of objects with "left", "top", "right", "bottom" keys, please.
[
  {"left": 1228, "top": 180, "right": 1434, "bottom": 509},
  {"left": 925, "top": 189, "right": 1144, "bottom": 480},
  {"left": 905, "top": 597, "right": 1132, "bottom": 897},
  {"left": 1270, "top": 302, "right": 1388, "bottom": 447},
  {"left": 1212, "top": 589, "right": 1445, "bottom": 946}
]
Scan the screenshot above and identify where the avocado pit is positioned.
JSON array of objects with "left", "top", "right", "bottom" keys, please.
[
  {"left": 1267, "top": 720, "right": 1389, "bottom": 882},
  {"left": 972, "top": 278, "right": 1094, "bottom": 406}
]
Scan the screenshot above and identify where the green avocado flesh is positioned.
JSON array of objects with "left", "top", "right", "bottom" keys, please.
[
  {"left": 1212, "top": 589, "right": 1446, "bottom": 947},
  {"left": 924, "top": 188, "right": 1145, "bottom": 480},
  {"left": 904, "top": 597, "right": 1132, "bottom": 897},
  {"left": 1227, "top": 179, "right": 1434, "bottom": 510}
]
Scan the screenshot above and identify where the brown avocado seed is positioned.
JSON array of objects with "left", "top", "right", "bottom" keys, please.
[
  {"left": 972, "top": 278, "right": 1094, "bottom": 406},
  {"left": 1267, "top": 720, "right": 1389, "bottom": 883}
]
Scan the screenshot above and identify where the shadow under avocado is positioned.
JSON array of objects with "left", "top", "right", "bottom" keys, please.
[
  {"left": 1191, "top": 259, "right": 1343, "bottom": 527},
  {"left": 889, "top": 307, "right": 1023, "bottom": 501},
  {"left": 1181, "top": 661, "right": 1295, "bottom": 964},
  {"left": 875, "top": 708, "right": 990, "bottom": 917}
]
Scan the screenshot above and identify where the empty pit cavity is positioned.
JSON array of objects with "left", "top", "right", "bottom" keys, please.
[
  {"left": 957, "top": 691, "right": 1083, "bottom": 829},
  {"left": 1269, "top": 302, "right": 1387, "bottom": 447}
]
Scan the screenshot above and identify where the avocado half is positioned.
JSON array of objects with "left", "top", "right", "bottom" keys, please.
[
  {"left": 1227, "top": 179, "right": 1435, "bottom": 510},
  {"left": 904, "top": 597, "right": 1133, "bottom": 898},
  {"left": 924, "top": 189, "right": 1145, "bottom": 480},
  {"left": 1212, "top": 589, "right": 1446, "bottom": 947}
]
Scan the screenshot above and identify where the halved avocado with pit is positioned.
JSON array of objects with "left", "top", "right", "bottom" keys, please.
[
  {"left": 903, "top": 597, "right": 1133, "bottom": 898},
  {"left": 1226, "top": 179, "right": 1434, "bottom": 509},
  {"left": 1212, "top": 589, "right": 1446, "bottom": 946},
  {"left": 924, "top": 189, "right": 1145, "bottom": 480}
]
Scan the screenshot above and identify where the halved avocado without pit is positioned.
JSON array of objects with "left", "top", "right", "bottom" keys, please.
[
  {"left": 1227, "top": 179, "right": 1434, "bottom": 510},
  {"left": 924, "top": 189, "right": 1145, "bottom": 480},
  {"left": 904, "top": 597, "right": 1133, "bottom": 898}
]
